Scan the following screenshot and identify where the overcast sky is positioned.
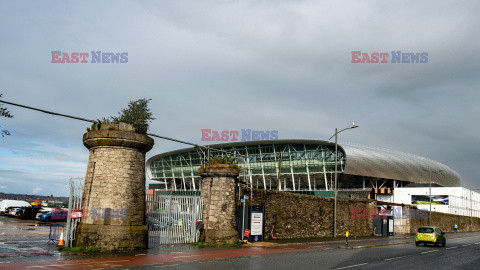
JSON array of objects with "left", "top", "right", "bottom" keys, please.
[{"left": 0, "top": 1, "right": 479, "bottom": 196}]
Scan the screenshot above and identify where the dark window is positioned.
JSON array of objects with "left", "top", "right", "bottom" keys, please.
[{"left": 418, "top": 227, "right": 434, "bottom": 233}]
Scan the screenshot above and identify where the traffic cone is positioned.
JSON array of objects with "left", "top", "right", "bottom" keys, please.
[{"left": 58, "top": 228, "right": 65, "bottom": 246}]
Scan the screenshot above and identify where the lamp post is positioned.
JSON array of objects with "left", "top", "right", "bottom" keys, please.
[
  {"left": 424, "top": 168, "right": 445, "bottom": 226},
  {"left": 329, "top": 123, "right": 358, "bottom": 238},
  {"left": 429, "top": 170, "right": 432, "bottom": 226}
]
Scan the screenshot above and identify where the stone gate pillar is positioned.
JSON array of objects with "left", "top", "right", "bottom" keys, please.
[
  {"left": 199, "top": 164, "right": 240, "bottom": 244},
  {"left": 75, "top": 123, "right": 154, "bottom": 251}
]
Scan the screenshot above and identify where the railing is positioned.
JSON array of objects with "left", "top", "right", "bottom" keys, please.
[
  {"left": 47, "top": 223, "right": 65, "bottom": 244},
  {"left": 65, "top": 178, "right": 83, "bottom": 247}
]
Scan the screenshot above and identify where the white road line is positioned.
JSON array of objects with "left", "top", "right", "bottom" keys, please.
[
  {"left": 462, "top": 244, "right": 471, "bottom": 247},
  {"left": 446, "top": 246, "right": 458, "bottom": 250},
  {"left": 25, "top": 259, "right": 131, "bottom": 268},
  {"left": 101, "top": 260, "right": 131, "bottom": 263},
  {"left": 155, "top": 263, "right": 182, "bottom": 268},
  {"left": 334, "top": 263, "right": 368, "bottom": 269},
  {"left": 384, "top": 256, "right": 407, "bottom": 261},
  {"left": 421, "top": 250, "right": 439, "bottom": 254},
  {"left": 172, "top": 254, "right": 201, "bottom": 258},
  {"left": 475, "top": 242, "right": 480, "bottom": 245}
]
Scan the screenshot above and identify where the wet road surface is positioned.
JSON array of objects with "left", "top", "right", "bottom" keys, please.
[
  {"left": 0, "top": 216, "right": 61, "bottom": 262},
  {"left": 2, "top": 216, "right": 480, "bottom": 269}
]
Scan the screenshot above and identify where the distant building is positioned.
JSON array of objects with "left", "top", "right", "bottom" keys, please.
[{"left": 377, "top": 187, "right": 480, "bottom": 218}]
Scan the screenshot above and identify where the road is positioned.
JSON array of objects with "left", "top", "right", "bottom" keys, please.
[
  {"left": 108, "top": 233, "right": 480, "bottom": 270},
  {"left": 3, "top": 231, "right": 480, "bottom": 269},
  {"left": 0, "top": 216, "right": 60, "bottom": 262}
]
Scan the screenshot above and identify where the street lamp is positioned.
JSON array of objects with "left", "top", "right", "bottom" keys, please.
[
  {"left": 424, "top": 168, "right": 445, "bottom": 226},
  {"left": 329, "top": 123, "right": 358, "bottom": 238}
]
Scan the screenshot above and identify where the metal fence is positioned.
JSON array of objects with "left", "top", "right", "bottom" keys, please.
[
  {"left": 65, "top": 178, "right": 84, "bottom": 247},
  {"left": 48, "top": 223, "right": 65, "bottom": 244},
  {"left": 146, "top": 194, "right": 203, "bottom": 246}
]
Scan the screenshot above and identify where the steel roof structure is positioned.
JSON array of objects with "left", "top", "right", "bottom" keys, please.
[
  {"left": 147, "top": 140, "right": 461, "bottom": 191},
  {"left": 341, "top": 143, "right": 461, "bottom": 187}
]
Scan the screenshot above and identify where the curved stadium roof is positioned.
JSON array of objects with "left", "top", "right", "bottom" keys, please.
[
  {"left": 147, "top": 139, "right": 461, "bottom": 188},
  {"left": 341, "top": 143, "right": 461, "bottom": 187}
]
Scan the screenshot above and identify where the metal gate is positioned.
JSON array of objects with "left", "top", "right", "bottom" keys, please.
[
  {"left": 146, "top": 194, "right": 203, "bottom": 246},
  {"left": 65, "top": 178, "right": 84, "bottom": 247}
]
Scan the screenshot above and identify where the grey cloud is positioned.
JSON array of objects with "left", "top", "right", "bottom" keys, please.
[{"left": 0, "top": 0, "right": 479, "bottom": 195}]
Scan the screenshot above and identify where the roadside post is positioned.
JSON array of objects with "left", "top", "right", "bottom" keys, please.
[
  {"left": 345, "top": 230, "right": 349, "bottom": 247},
  {"left": 241, "top": 195, "right": 249, "bottom": 241}
]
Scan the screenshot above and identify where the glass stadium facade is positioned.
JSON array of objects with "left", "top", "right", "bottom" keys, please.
[{"left": 147, "top": 140, "right": 462, "bottom": 191}]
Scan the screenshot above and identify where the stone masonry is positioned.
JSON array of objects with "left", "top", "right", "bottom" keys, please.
[
  {"left": 75, "top": 123, "right": 154, "bottom": 251},
  {"left": 239, "top": 187, "right": 376, "bottom": 238},
  {"left": 199, "top": 164, "right": 241, "bottom": 244}
]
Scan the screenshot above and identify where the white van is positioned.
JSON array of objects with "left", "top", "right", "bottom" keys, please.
[{"left": 0, "top": 200, "right": 31, "bottom": 215}]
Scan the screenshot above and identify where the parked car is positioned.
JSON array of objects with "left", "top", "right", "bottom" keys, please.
[
  {"left": 0, "top": 200, "right": 31, "bottom": 215},
  {"left": 38, "top": 208, "right": 68, "bottom": 222},
  {"left": 415, "top": 226, "right": 446, "bottom": 247},
  {"left": 36, "top": 209, "right": 52, "bottom": 220},
  {"left": 146, "top": 213, "right": 174, "bottom": 230},
  {"left": 5, "top": 207, "right": 21, "bottom": 217},
  {"left": 13, "top": 207, "right": 25, "bottom": 217}
]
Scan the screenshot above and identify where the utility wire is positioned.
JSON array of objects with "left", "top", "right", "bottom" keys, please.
[
  {"left": 0, "top": 99, "right": 96, "bottom": 123},
  {"left": 147, "top": 133, "right": 201, "bottom": 148},
  {"left": 0, "top": 99, "right": 246, "bottom": 158}
]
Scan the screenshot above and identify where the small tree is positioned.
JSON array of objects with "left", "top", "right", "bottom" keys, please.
[
  {"left": 0, "top": 94, "right": 13, "bottom": 137},
  {"left": 109, "top": 99, "right": 155, "bottom": 134}
]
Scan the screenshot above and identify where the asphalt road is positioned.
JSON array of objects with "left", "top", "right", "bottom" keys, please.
[
  {"left": 0, "top": 216, "right": 60, "bottom": 261},
  {"left": 2, "top": 215, "right": 479, "bottom": 269},
  {"left": 106, "top": 233, "right": 480, "bottom": 270}
]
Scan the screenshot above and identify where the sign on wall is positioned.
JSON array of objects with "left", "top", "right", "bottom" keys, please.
[
  {"left": 411, "top": 195, "right": 449, "bottom": 205},
  {"left": 250, "top": 206, "right": 264, "bottom": 242}
]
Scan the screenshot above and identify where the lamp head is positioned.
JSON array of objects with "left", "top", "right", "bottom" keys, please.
[{"left": 351, "top": 122, "right": 358, "bottom": 128}]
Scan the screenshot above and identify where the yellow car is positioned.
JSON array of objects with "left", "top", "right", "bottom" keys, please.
[{"left": 415, "top": 226, "right": 446, "bottom": 247}]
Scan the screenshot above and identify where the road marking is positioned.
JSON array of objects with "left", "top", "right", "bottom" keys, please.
[
  {"left": 172, "top": 254, "right": 201, "bottom": 258},
  {"left": 446, "top": 247, "right": 458, "bottom": 250},
  {"left": 155, "top": 263, "right": 182, "bottom": 268},
  {"left": 462, "top": 244, "right": 471, "bottom": 247},
  {"left": 334, "top": 263, "right": 368, "bottom": 269},
  {"left": 421, "top": 250, "right": 439, "bottom": 254},
  {"left": 474, "top": 242, "right": 480, "bottom": 245},
  {"left": 101, "top": 260, "right": 131, "bottom": 263},
  {"left": 384, "top": 256, "right": 407, "bottom": 261}
]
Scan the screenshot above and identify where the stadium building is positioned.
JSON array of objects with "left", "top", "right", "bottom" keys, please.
[{"left": 146, "top": 140, "right": 462, "bottom": 192}]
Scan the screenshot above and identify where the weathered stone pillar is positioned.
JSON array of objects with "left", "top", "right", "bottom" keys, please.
[
  {"left": 199, "top": 164, "right": 240, "bottom": 244},
  {"left": 75, "top": 123, "right": 154, "bottom": 251}
]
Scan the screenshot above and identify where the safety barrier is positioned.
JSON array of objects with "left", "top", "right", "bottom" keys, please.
[
  {"left": 65, "top": 177, "right": 83, "bottom": 247},
  {"left": 48, "top": 223, "right": 65, "bottom": 244}
]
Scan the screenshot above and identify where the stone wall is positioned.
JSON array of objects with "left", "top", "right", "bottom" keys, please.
[
  {"left": 236, "top": 187, "right": 480, "bottom": 239},
  {"left": 238, "top": 188, "right": 376, "bottom": 238},
  {"left": 409, "top": 210, "right": 480, "bottom": 233}
]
